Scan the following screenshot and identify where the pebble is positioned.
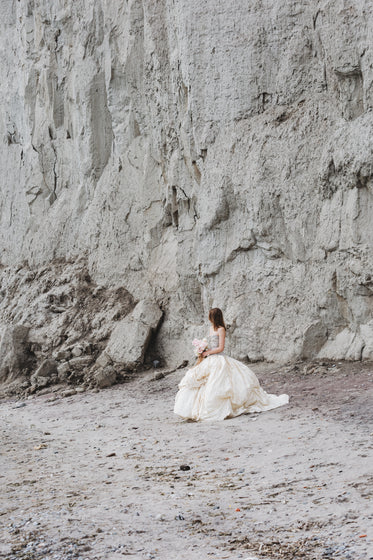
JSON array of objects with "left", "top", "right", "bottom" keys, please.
[
  {"left": 71, "top": 346, "right": 83, "bottom": 357},
  {"left": 61, "top": 389, "right": 76, "bottom": 398}
]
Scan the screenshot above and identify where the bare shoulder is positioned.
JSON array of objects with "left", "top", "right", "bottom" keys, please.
[{"left": 218, "top": 326, "right": 226, "bottom": 334}]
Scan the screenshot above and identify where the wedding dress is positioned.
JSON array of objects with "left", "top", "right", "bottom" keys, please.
[{"left": 174, "top": 334, "right": 289, "bottom": 421}]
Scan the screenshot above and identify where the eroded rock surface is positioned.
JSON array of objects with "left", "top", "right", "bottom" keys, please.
[{"left": 1, "top": 1, "right": 373, "bottom": 389}]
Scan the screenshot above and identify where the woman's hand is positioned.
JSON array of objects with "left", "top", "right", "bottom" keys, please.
[{"left": 202, "top": 351, "right": 209, "bottom": 358}]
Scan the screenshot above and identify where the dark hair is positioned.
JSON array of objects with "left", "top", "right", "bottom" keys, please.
[{"left": 208, "top": 308, "right": 226, "bottom": 331}]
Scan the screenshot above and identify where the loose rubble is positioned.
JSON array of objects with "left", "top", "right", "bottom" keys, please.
[{"left": 0, "top": 261, "right": 165, "bottom": 399}]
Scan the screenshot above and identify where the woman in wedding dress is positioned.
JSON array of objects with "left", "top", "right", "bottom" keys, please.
[{"left": 174, "top": 308, "right": 289, "bottom": 422}]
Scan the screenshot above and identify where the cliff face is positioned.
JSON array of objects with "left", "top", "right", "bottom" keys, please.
[{"left": 1, "top": 0, "right": 373, "bottom": 384}]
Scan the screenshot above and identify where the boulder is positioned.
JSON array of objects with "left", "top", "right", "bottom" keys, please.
[
  {"left": 103, "top": 300, "right": 163, "bottom": 370},
  {"left": 68, "top": 356, "right": 94, "bottom": 370},
  {"left": 360, "top": 323, "right": 373, "bottom": 359},
  {"left": 71, "top": 345, "right": 84, "bottom": 357},
  {"left": 0, "top": 324, "right": 31, "bottom": 384},
  {"left": 94, "top": 366, "right": 117, "bottom": 389},
  {"left": 31, "top": 376, "right": 49, "bottom": 388},
  {"left": 54, "top": 349, "right": 71, "bottom": 361},
  {"left": 61, "top": 389, "right": 77, "bottom": 398},
  {"left": 345, "top": 334, "right": 365, "bottom": 361},
  {"left": 95, "top": 351, "right": 112, "bottom": 368},
  {"left": 57, "top": 362, "right": 71, "bottom": 380},
  {"left": 301, "top": 322, "right": 328, "bottom": 359},
  {"left": 32, "top": 359, "right": 58, "bottom": 379},
  {"left": 317, "top": 328, "right": 355, "bottom": 360}
]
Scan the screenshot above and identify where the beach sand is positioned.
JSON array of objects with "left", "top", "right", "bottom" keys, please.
[{"left": 1, "top": 360, "right": 372, "bottom": 560}]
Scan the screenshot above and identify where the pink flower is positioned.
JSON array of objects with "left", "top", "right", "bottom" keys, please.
[{"left": 192, "top": 337, "right": 209, "bottom": 356}]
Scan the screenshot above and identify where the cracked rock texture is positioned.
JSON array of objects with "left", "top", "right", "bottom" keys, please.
[{"left": 1, "top": 0, "right": 373, "bottom": 390}]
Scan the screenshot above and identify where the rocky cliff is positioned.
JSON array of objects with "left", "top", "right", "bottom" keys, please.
[{"left": 1, "top": 0, "right": 373, "bottom": 392}]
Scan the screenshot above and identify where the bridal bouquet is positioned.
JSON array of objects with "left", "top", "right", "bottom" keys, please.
[{"left": 192, "top": 338, "right": 209, "bottom": 365}]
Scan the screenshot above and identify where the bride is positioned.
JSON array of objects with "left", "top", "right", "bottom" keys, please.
[{"left": 174, "top": 308, "right": 289, "bottom": 422}]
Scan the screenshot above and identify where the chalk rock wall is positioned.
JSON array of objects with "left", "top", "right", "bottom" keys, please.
[{"left": 1, "top": 0, "right": 373, "bottom": 384}]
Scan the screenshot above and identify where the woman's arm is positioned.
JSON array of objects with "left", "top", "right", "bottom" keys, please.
[{"left": 202, "top": 327, "right": 225, "bottom": 356}]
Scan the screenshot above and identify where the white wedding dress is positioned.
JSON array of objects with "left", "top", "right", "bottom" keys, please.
[{"left": 174, "top": 334, "right": 289, "bottom": 422}]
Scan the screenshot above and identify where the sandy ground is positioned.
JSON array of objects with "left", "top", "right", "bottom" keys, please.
[{"left": 1, "top": 360, "right": 373, "bottom": 560}]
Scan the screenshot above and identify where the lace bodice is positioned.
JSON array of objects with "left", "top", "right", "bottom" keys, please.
[{"left": 208, "top": 334, "right": 220, "bottom": 349}]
